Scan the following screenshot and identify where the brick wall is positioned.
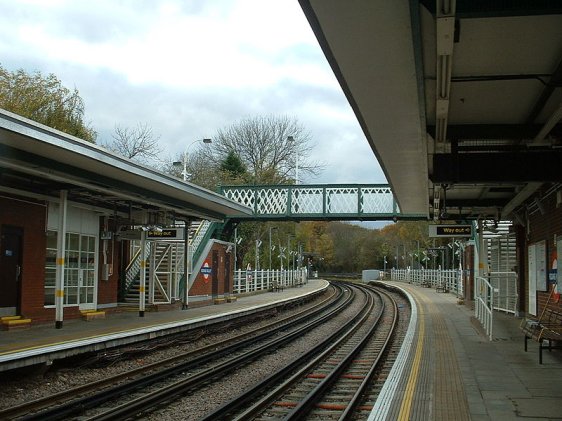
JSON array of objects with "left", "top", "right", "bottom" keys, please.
[
  {"left": 525, "top": 189, "right": 562, "bottom": 316},
  {"left": 97, "top": 217, "right": 120, "bottom": 305},
  {"left": 190, "top": 242, "right": 233, "bottom": 297},
  {"left": 0, "top": 196, "right": 53, "bottom": 321}
]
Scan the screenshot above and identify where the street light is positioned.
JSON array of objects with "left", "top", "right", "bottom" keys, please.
[
  {"left": 234, "top": 228, "right": 242, "bottom": 274},
  {"left": 255, "top": 239, "right": 262, "bottom": 271},
  {"left": 173, "top": 138, "right": 212, "bottom": 181},
  {"left": 287, "top": 136, "right": 298, "bottom": 184},
  {"left": 269, "top": 226, "right": 278, "bottom": 269}
]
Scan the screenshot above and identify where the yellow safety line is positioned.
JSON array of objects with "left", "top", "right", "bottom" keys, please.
[
  {"left": 0, "top": 319, "right": 191, "bottom": 356},
  {"left": 397, "top": 293, "right": 425, "bottom": 421}
]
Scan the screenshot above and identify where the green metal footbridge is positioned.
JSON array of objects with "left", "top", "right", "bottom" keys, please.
[
  {"left": 219, "top": 183, "right": 426, "bottom": 221},
  {"left": 124, "top": 183, "right": 426, "bottom": 303}
]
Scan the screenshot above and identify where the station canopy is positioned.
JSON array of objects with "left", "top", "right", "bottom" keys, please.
[
  {"left": 300, "top": 0, "right": 562, "bottom": 221},
  {"left": 0, "top": 109, "right": 251, "bottom": 223}
]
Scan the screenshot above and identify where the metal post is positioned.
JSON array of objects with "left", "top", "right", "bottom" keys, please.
[
  {"left": 416, "top": 240, "right": 421, "bottom": 269},
  {"left": 139, "top": 229, "right": 147, "bottom": 317},
  {"left": 255, "top": 239, "right": 261, "bottom": 271},
  {"left": 183, "top": 222, "right": 189, "bottom": 309},
  {"left": 269, "top": 226, "right": 277, "bottom": 269},
  {"left": 451, "top": 237, "right": 455, "bottom": 270},
  {"left": 55, "top": 190, "right": 68, "bottom": 329},
  {"left": 478, "top": 219, "right": 486, "bottom": 277},
  {"left": 234, "top": 228, "right": 238, "bottom": 273}
]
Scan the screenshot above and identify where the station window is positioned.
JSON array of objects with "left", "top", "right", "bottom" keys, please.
[{"left": 44, "top": 231, "right": 96, "bottom": 306}]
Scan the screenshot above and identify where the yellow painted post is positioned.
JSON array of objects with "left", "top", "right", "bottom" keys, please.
[
  {"left": 139, "top": 229, "right": 146, "bottom": 317},
  {"left": 55, "top": 190, "right": 68, "bottom": 329}
]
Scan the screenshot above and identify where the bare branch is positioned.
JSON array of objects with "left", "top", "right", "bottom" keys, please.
[{"left": 104, "top": 122, "right": 162, "bottom": 163}]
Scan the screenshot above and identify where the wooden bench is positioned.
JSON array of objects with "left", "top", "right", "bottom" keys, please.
[
  {"left": 435, "top": 281, "right": 448, "bottom": 293},
  {"left": 521, "top": 307, "right": 562, "bottom": 364},
  {"left": 270, "top": 281, "right": 284, "bottom": 292}
]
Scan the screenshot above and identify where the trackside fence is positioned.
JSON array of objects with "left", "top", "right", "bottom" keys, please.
[
  {"left": 391, "top": 269, "right": 517, "bottom": 341},
  {"left": 233, "top": 268, "right": 307, "bottom": 294},
  {"left": 391, "top": 268, "right": 464, "bottom": 296}
]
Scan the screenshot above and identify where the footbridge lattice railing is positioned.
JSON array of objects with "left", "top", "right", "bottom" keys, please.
[{"left": 219, "top": 184, "right": 421, "bottom": 220}]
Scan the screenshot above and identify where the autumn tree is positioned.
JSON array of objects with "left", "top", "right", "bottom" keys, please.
[{"left": 0, "top": 65, "right": 96, "bottom": 142}]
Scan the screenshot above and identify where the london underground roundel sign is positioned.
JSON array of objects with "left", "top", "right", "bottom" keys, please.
[{"left": 201, "top": 260, "right": 212, "bottom": 282}]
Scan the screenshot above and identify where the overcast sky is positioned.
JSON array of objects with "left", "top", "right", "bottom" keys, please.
[{"left": 0, "top": 0, "right": 387, "bottom": 186}]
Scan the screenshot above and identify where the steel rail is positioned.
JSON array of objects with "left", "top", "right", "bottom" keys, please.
[
  {"left": 295, "top": 285, "right": 398, "bottom": 420},
  {"left": 7, "top": 285, "right": 341, "bottom": 421},
  {"left": 83, "top": 284, "right": 355, "bottom": 421},
  {"left": 337, "top": 285, "right": 399, "bottom": 420},
  {"left": 200, "top": 283, "right": 378, "bottom": 421}
]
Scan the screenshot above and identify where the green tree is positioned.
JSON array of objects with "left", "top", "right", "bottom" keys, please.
[
  {"left": 220, "top": 150, "right": 248, "bottom": 184},
  {"left": 0, "top": 65, "right": 96, "bottom": 142},
  {"left": 210, "top": 115, "right": 323, "bottom": 184}
]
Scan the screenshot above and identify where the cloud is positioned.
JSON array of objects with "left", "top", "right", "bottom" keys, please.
[{"left": 0, "top": 0, "right": 387, "bottom": 186}]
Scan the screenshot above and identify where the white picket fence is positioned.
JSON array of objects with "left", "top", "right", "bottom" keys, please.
[
  {"left": 233, "top": 268, "right": 307, "bottom": 294},
  {"left": 391, "top": 268, "right": 518, "bottom": 341},
  {"left": 391, "top": 268, "right": 464, "bottom": 296}
]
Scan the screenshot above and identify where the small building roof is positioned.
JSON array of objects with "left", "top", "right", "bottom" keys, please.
[{"left": 0, "top": 109, "right": 251, "bottom": 222}]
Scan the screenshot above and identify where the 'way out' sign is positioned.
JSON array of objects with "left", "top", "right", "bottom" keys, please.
[{"left": 429, "top": 224, "right": 472, "bottom": 238}]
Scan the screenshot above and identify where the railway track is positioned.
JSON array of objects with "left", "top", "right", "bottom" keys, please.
[
  {"left": 201, "top": 283, "right": 402, "bottom": 421},
  {"left": 3, "top": 281, "right": 410, "bottom": 421},
  {"left": 3, "top": 284, "right": 345, "bottom": 421}
]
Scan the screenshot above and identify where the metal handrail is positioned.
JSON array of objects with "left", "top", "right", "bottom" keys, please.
[{"left": 475, "top": 275, "right": 494, "bottom": 340}]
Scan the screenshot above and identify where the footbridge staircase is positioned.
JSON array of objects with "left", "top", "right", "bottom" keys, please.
[{"left": 122, "top": 183, "right": 424, "bottom": 304}]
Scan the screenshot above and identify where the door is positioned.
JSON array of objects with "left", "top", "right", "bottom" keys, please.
[
  {"left": 212, "top": 250, "right": 219, "bottom": 298},
  {"left": 0, "top": 225, "right": 23, "bottom": 314},
  {"left": 64, "top": 232, "right": 97, "bottom": 310},
  {"left": 225, "top": 254, "right": 231, "bottom": 294}
]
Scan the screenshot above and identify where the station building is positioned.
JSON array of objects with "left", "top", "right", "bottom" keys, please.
[{"left": 0, "top": 109, "right": 251, "bottom": 327}]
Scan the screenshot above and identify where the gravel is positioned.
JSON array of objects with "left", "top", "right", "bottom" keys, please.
[
  {"left": 145, "top": 287, "right": 368, "bottom": 421},
  {"left": 0, "top": 290, "right": 330, "bottom": 411}
]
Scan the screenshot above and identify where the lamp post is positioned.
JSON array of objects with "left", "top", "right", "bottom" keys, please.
[
  {"left": 234, "top": 228, "right": 242, "bottom": 290},
  {"left": 287, "top": 136, "right": 298, "bottom": 184},
  {"left": 269, "top": 226, "right": 278, "bottom": 269},
  {"left": 173, "top": 138, "right": 212, "bottom": 181},
  {"left": 255, "top": 239, "right": 262, "bottom": 271}
]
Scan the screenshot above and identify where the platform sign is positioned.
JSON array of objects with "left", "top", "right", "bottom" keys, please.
[
  {"left": 201, "top": 260, "right": 212, "bottom": 282},
  {"left": 147, "top": 228, "right": 184, "bottom": 240},
  {"left": 117, "top": 229, "right": 141, "bottom": 240},
  {"left": 429, "top": 224, "right": 472, "bottom": 238}
]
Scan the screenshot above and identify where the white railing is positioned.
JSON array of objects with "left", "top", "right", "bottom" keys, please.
[
  {"left": 232, "top": 268, "right": 307, "bottom": 294},
  {"left": 190, "top": 220, "right": 211, "bottom": 254},
  {"left": 221, "top": 184, "right": 399, "bottom": 217},
  {"left": 390, "top": 269, "right": 516, "bottom": 341},
  {"left": 489, "top": 271, "right": 518, "bottom": 315},
  {"left": 475, "top": 275, "right": 494, "bottom": 340},
  {"left": 391, "top": 268, "right": 464, "bottom": 296}
]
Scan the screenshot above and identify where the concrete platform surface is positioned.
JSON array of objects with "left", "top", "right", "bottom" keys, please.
[
  {"left": 0, "top": 280, "right": 329, "bottom": 371},
  {"left": 389, "top": 281, "right": 562, "bottom": 421}
]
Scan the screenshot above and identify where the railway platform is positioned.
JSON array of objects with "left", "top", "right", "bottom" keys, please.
[
  {"left": 0, "top": 280, "right": 330, "bottom": 373},
  {"left": 374, "top": 281, "right": 562, "bottom": 421}
]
